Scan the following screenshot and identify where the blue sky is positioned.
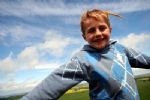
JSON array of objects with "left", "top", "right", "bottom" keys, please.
[{"left": 0, "top": 0, "right": 150, "bottom": 97}]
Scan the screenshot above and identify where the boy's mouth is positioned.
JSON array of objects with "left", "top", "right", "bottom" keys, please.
[{"left": 93, "top": 38, "right": 104, "bottom": 42}]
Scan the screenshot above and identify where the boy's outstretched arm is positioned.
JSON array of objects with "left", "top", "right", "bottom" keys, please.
[
  {"left": 125, "top": 48, "right": 150, "bottom": 69},
  {"left": 21, "top": 57, "right": 84, "bottom": 100}
]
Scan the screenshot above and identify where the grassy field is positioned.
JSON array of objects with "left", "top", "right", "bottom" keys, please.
[
  {"left": 59, "top": 90, "right": 90, "bottom": 100},
  {"left": 0, "top": 95, "right": 22, "bottom": 100},
  {"left": 1, "top": 78, "right": 150, "bottom": 100},
  {"left": 136, "top": 78, "right": 150, "bottom": 100}
]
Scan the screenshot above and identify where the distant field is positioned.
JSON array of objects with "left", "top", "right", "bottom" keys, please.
[
  {"left": 59, "top": 90, "right": 89, "bottom": 100},
  {"left": 0, "top": 95, "right": 22, "bottom": 100},
  {"left": 136, "top": 78, "right": 150, "bottom": 100},
  {"left": 1, "top": 78, "right": 150, "bottom": 100}
]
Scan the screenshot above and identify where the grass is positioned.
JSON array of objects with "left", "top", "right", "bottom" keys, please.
[
  {"left": 0, "top": 95, "right": 23, "bottom": 100},
  {"left": 59, "top": 91, "right": 90, "bottom": 100},
  {"left": 136, "top": 79, "right": 150, "bottom": 100}
]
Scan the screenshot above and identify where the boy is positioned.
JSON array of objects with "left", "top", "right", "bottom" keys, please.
[{"left": 22, "top": 9, "right": 150, "bottom": 100}]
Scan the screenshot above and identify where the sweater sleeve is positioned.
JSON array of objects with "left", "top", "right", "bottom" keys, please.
[
  {"left": 125, "top": 47, "right": 150, "bottom": 69},
  {"left": 21, "top": 57, "right": 84, "bottom": 100}
]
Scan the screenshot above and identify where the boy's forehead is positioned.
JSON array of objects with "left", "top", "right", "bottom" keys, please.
[{"left": 83, "top": 17, "right": 106, "bottom": 26}]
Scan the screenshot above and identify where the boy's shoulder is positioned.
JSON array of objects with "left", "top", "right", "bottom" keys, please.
[{"left": 110, "top": 40, "right": 127, "bottom": 50}]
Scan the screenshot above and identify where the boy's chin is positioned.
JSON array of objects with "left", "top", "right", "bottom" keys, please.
[
  {"left": 91, "top": 40, "right": 109, "bottom": 50},
  {"left": 92, "top": 45, "right": 106, "bottom": 50},
  {"left": 91, "top": 43, "right": 108, "bottom": 50}
]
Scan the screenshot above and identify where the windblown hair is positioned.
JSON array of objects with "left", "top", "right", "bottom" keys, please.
[{"left": 80, "top": 9, "right": 122, "bottom": 35}]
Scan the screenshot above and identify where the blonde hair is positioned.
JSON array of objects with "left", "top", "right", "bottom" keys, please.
[{"left": 80, "top": 9, "right": 122, "bottom": 35}]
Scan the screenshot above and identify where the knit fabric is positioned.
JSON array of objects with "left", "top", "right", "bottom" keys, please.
[{"left": 22, "top": 41, "right": 150, "bottom": 100}]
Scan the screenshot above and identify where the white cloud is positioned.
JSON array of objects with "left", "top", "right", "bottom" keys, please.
[
  {"left": 0, "top": 79, "right": 42, "bottom": 97},
  {"left": 17, "top": 46, "right": 40, "bottom": 69},
  {"left": 63, "top": 17, "right": 80, "bottom": 25},
  {"left": 0, "top": 0, "right": 83, "bottom": 17},
  {"left": 0, "top": 31, "right": 5, "bottom": 36},
  {"left": 0, "top": 25, "right": 45, "bottom": 46},
  {"left": 132, "top": 68, "right": 150, "bottom": 76},
  {"left": 117, "top": 33, "right": 150, "bottom": 55},
  {"left": 39, "top": 30, "right": 79, "bottom": 56},
  {"left": 35, "top": 63, "right": 60, "bottom": 70},
  {"left": 0, "top": 29, "right": 80, "bottom": 74},
  {"left": 100, "top": 0, "right": 150, "bottom": 13},
  {"left": 0, "top": 46, "right": 40, "bottom": 73},
  {"left": 0, "top": 0, "right": 149, "bottom": 17},
  {"left": 9, "top": 26, "right": 32, "bottom": 41},
  {"left": 0, "top": 52, "right": 16, "bottom": 73}
]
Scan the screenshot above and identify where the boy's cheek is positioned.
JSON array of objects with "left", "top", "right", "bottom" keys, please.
[{"left": 86, "top": 34, "right": 94, "bottom": 39}]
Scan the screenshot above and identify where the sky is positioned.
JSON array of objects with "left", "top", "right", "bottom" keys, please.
[{"left": 0, "top": 0, "right": 150, "bottom": 97}]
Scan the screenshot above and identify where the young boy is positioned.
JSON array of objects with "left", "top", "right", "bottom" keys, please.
[{"left": 22, "top": 9, "right": 150, "bottom": 100}]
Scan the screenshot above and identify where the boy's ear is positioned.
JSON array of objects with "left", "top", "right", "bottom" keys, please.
[
  {"left": 82, "top": 34, "right": 86, "bottom": 40},
  {"left": 110, "top": 27, "right": 112, "bottom": 33}
]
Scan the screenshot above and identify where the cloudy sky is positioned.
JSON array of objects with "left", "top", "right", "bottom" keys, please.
[{"left": 0, "top": 0, "right": 150, "bottom": 97}]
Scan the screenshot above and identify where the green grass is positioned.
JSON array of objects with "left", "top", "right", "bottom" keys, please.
[
  {"left": 59, "top": 91, "right": 90, "bottom": 100},
  {"left": 0, "top": 95, "right": 23, "bottom": 100},
  {"left": 136, "top": 79, "right": 150, "bottom": 100}
]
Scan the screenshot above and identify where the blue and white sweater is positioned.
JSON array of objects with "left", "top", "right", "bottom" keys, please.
[{"left": 22, "top": 41, "right": 150, "bottom": 100}]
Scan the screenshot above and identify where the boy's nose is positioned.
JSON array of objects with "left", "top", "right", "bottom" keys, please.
[{"left": 95, "top": 29, "right": 103, "bottom": 37}]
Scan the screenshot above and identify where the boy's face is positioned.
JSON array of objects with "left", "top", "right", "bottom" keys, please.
[{"left": 82, "top": 17, "right": 112, "bottom": 50}]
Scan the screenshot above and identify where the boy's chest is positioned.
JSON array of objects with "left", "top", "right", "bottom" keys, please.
[
  {"left": 85, "top": 50, "right": 133, "bottom": 84},
  {"left": 84, "top": 50, "right": 138, "bottom": 99}
]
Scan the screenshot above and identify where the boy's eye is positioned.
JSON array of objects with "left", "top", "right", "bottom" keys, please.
[
  {"left": 99, "top": 26, "right": 106, "bottom": 32},
  {"left": 87, "top": 28, "right": 96, "bottom": 33}
]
